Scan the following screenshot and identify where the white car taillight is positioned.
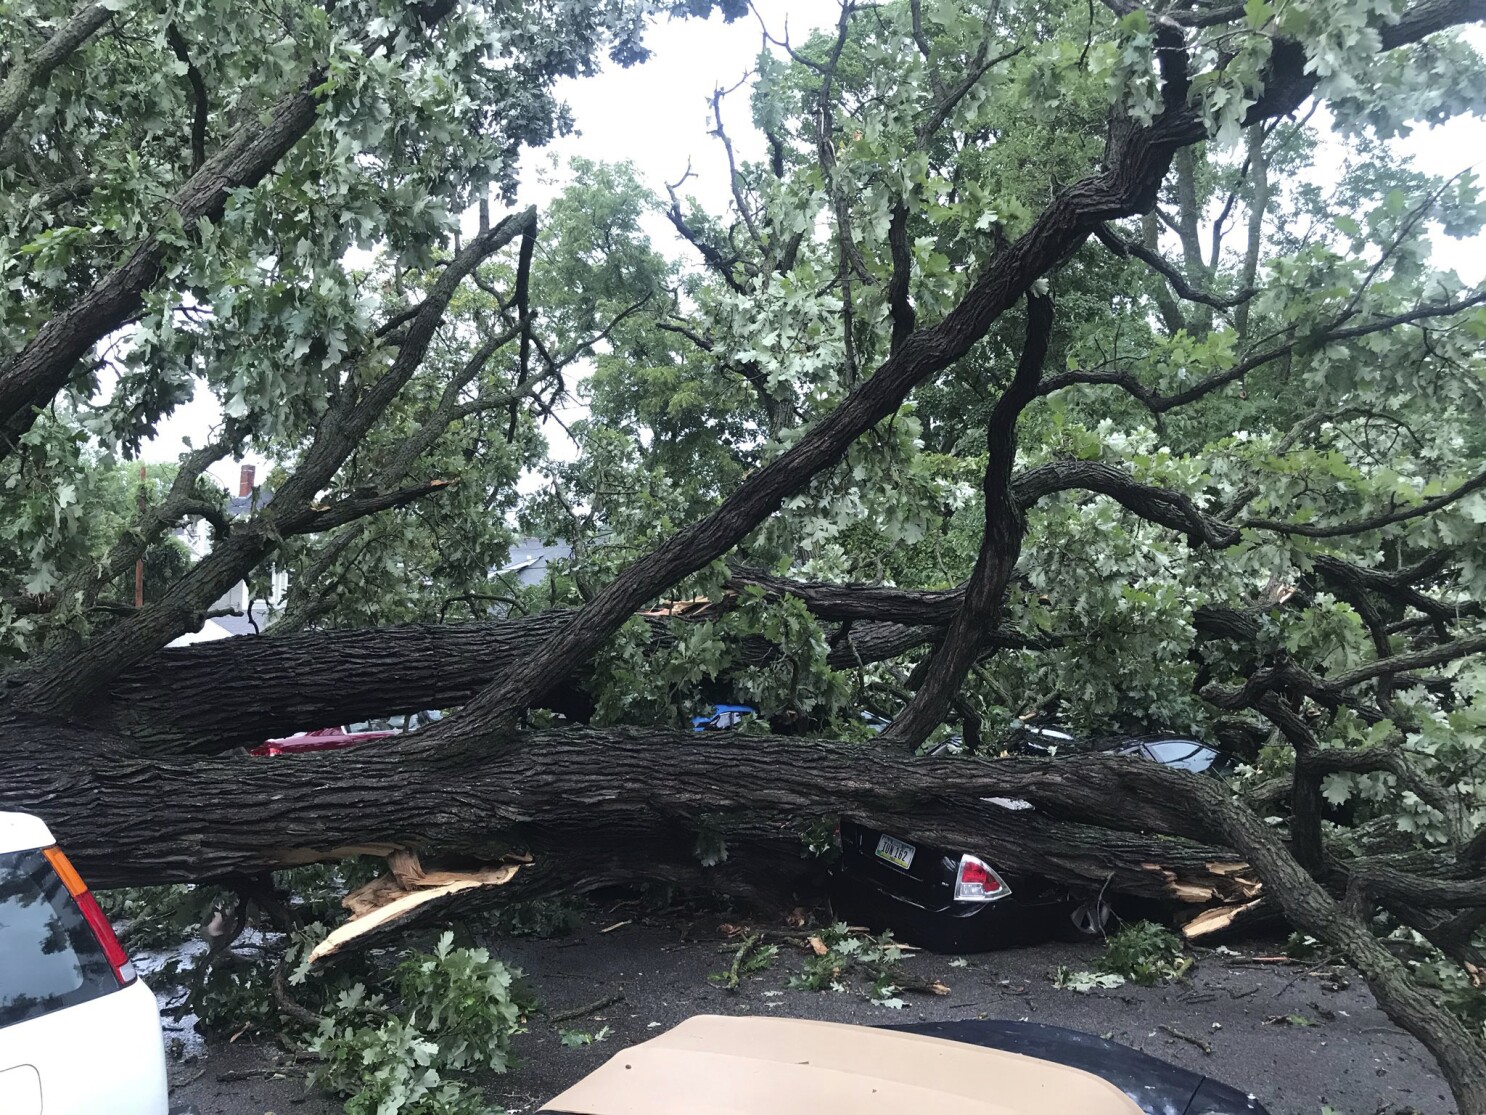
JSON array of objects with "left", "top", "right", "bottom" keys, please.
[
  {"left": 45, "top": 846, "right": 137, "bottom": 986},
  {"left": 953, "top": 854, "right": 1010, "bottom": 902}
]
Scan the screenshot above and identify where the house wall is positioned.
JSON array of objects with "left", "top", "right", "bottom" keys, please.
[{"left": 210, "top": 566, "right": 288, "bottom": 616}]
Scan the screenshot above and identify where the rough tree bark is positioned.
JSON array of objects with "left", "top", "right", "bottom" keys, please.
[
  {"left": 6, "top": 710, "right": 1481, "bottom": 1105},
  {"left": 0, "top": 712, "right": 1255, "bottom": 903},
  {"left": 96, "top": 610, "right": 941, "bottom": 754},
  {"left": 4, "top": 0, "right": 1485, "bottom": 1107}
]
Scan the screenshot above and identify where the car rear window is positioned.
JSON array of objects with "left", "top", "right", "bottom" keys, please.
[
  {"left": 0, "top": 848, "right": 117, "bottom": 1028},
  {"left": 1142, "top": 739, "right": 1218, "bottom": 772}
]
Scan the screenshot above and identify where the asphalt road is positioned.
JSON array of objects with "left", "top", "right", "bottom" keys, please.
[{"left": 173, "top": 910, "right": 1455, "bottom": 1115}]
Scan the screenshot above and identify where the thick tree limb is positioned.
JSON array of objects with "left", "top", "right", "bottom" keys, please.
[
  {"left": 881, "top": 292, "right": 1054, "bottom": 749},
  {"left": 886, "top": 203, "right": 916, "bottom": 353},
  {"left": 1011, "top": 458, "right": 1241, "bottom": 546},
  {"left": 1353, "top": 863, "right": 1486, "bottom": 910},
  {"left": 1, "top": 716, "right": 1247, "bottom": 896},
  {"left": 0, "top": 3, "right": 465, "bottom": 458},
  {"left": 0, "top": 2, "right": 112, "bottom": 147},
  {"left": 98, "top": 607, "right": 942, "bottom": 755},
  {"left": 728, "top": 569, "right": 963, "bottom": 625},
  {"left": 10, "top": 210, "right": 536, "bottom": 717}
]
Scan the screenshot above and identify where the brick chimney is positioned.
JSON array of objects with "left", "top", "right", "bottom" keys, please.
[{"left": 239, "top": 464, "right": 256, "bottom": 497}]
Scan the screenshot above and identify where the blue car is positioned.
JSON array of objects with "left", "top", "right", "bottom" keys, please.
[{"left": 691, "top": 704, "right": 757, "bottom": 731}]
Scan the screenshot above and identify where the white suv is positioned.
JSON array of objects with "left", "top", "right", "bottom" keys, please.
[{"left": 0, "top": 811, "right": 183, "bottom": 1114}]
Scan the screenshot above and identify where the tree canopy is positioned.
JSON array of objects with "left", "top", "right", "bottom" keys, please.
[{"left": 3, "top": 0, "right": 1486, "bottom": 1106}]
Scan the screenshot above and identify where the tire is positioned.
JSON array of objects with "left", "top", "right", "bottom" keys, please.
[{"left": 1059, "top": 896, "right": 1115, "bottom": 941}]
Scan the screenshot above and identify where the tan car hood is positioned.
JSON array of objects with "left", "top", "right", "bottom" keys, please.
[{"left": 540, "top": 1014, "right": 1143, "bottom": 1115}]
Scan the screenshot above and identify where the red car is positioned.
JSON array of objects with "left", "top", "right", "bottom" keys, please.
[{"left": 248, "top": 726, "right": 398, "bottom": 757}]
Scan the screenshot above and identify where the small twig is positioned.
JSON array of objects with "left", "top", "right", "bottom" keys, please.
[
  {"left": 1273, "top": 964, "right": 1329, "bottom": 999},
  {"left": 896, "top": 974, "right": 952, "bottom": 997},
  {"left": 216, "top": 1066, "right": 310, "bottom": 1082},
  {"left": 271, "top": 961, "right": 321, "bottom": 1028},
  {"left": 714, "top": 933, "right": 765, "bottom": 992},
  {"left": 1160, "top": 1023, "right": 1213, "bottom": 1055},
  {"left": 548, "top": 988, "right": 625, "bottom": 1025},
  {"left": 599, "top": 919, "right": 632, "bottom": 934},
  {"left": 169, "top": 1068, "right": 205, "bottom": 1089}
]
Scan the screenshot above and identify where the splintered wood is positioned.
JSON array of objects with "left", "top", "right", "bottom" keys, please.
[
  {"left": 1139, "top": 860, "right": 1263, "bottom": 918},
  {"left": 307, "top": 849, "right": 526, "bottom": 964},
  {"left": 1180, "top": 898, "right": 1268, "bottom": 940}
]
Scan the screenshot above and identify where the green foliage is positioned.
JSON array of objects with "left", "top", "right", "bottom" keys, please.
[
  {"left": 1053, "top": 967, "right": 1128, "bottom": 992},
  {"left": 1056, "top": 922, "right": 1192, "bottom": 992},
  {"left": 800, "top": 815, "right": 841, "bottom": 861},
  {"left": 584, "top": 585, "right": 854, "bottom": 732},
  {"left": 192, "top": 955, "right": 279, "bottom": 1033},
  {"left": 97, "top": 882, "right": 225, "bottom": 949},
  {"left": 0, "top": 0, "right": 681, "bottom": 651},
  {"left": 481, "top": 898, "right": 587, "bottom": 940},
  {"left": 558, "top": 1025, "right": 612, "bottom": 1048},
  {"left": 309, "top": 932, "right": 526, "bottom": 1115},
  {"left": 692, "top": 813, "right": 729, "bottom": 868},
  {"left": 788, "top": 922, "right": 908, "bottom": 1007},
  {"left": 709, "top": 932, "right": 779, "bottom": 990},
  {"left": 1096, "top": 922, "right": 1193, "bottom": 986}
]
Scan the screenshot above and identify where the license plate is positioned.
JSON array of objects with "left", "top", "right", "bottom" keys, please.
[{"left": 875, "top": 833, "right": 916, "bottom": 870}]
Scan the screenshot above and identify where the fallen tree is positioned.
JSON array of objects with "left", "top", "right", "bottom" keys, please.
[
  {"left": 0, "top": 716, "right": 1255, "bottom": 901},
  {"left": 99, "top": 608, "right": 944, "bottom": 753},
  {"left": 3, "top": 0, "right": 1486, "bottom": 1108}
]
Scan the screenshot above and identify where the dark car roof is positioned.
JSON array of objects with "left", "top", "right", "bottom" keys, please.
[{"left": 884, "top": 1020, "right": 1265, "bottom": 1115}]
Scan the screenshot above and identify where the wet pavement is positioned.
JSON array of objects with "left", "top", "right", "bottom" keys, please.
[{"left": 169, "top": 910, "right": 1456, "bottom": 1115}]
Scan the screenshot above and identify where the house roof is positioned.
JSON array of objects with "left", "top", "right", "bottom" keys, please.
[
  {"left": 209, "top": 604, "right": 275, "bottom": 637},
  {"left": 165, "top": 603, "right": 274, "bottom": 647},
  {"left": 227, "top": 488, "right": 274, "bottom": 517},
  {"left": 498, "top": 536, "right": 571, "bottom": 587}
]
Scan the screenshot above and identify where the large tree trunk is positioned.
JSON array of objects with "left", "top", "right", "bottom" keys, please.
[
  {"left": 98, "top": 613, "right": 938, "bottom": 755},
  {"left": 5, "top": 712, "right": 1484, "bottom": 1108},
  {"left": 2, "top": 712, "right": 1247, "bottom": 903}
]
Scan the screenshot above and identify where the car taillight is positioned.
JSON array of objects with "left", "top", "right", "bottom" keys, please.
[
  {"left": 43, "top": 846, "right": 137, "bottom": 986},
  {"left": 954, "top": 854, "right": 1010, "bottom": 903}
]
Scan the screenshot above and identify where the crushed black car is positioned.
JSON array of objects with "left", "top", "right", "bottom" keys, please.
[
  {"left": 829, "top": 727, "right": 1236, "bottom": 952},
  {"left": 829, "top": 815, "right": 1119, "bottom": 951}
]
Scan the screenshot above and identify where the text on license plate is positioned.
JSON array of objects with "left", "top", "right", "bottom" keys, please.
[{"left": 875, "top": 834, "right": 916, "bottom": 870}]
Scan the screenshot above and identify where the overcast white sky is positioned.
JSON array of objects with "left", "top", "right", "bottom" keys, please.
[
  {"left": 152, "top": 0, "right": 838, "bottom": 488},
  {"left": 146, "top": 4, "right": 1484, "bottom": 491}
]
